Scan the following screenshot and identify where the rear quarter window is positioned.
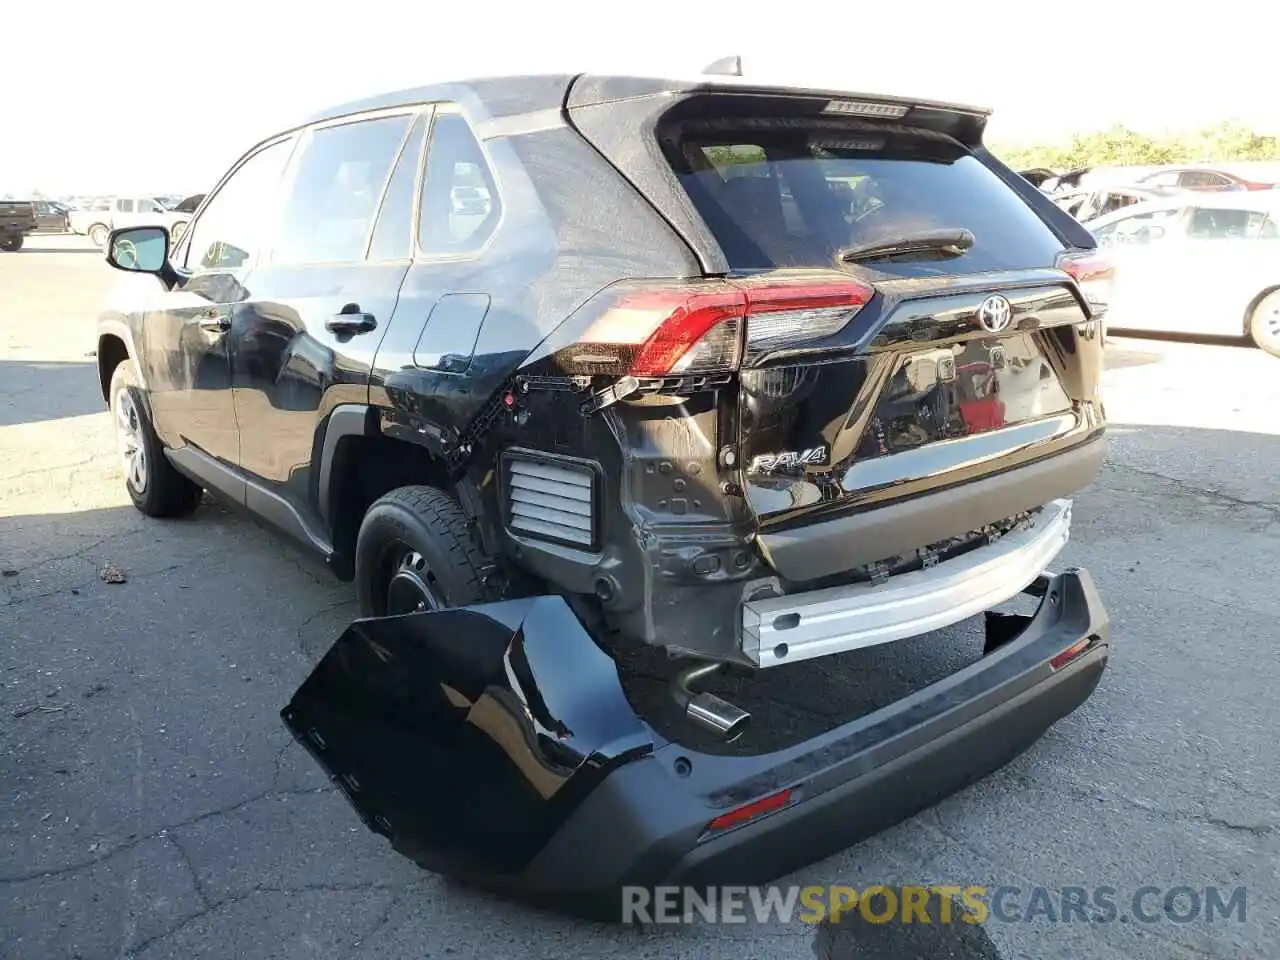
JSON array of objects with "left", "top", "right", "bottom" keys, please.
[{"left": 661, "top": 120, "right": 1066, "bottom": 277}]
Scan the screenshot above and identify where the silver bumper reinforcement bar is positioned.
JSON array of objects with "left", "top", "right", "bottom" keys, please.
[{"left": 741, "top": 499, "right": 1073, "bottom": 668}]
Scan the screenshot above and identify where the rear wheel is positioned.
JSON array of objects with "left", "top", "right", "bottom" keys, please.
[
  {"left": 354, "top": 486, "right": 490, "bottom": 617},
  {"left": 0, "top": 234, "right": 22, "bottom": 252},
  {"left": 88, "top": 223, "right": 109, "bottom": 247},
  {"left": 1247, "top": 290, "right": 1280, "bottom": 358},
  {"left": 109, "top": 360, "right": 203, "bottom": 517}
]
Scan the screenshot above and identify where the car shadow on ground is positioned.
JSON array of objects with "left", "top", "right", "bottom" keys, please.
[{"left": 0, "top": 360, "right": 105, "bottom": 426}]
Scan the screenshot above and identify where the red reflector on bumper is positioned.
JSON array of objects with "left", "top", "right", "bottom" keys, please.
[
  {"left": 1050, "top": 637, "right": 1093, "bottom": 670},
  {"left": 707, "top": 788, "right": 793, "bottom": 833}
]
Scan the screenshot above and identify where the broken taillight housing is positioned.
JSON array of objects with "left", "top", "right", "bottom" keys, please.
[
  {"left": 1057, "top": 249, "right": 1114, "bottom": 320},
  {"left": 554, "top": 274, "right": 874, "bottom": 377}
]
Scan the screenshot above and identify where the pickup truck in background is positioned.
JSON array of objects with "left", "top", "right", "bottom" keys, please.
[
  {"left": 70, "top": 196, "right": 183, "bottom": 247},
  {"left": 30, "top": 200, "right": 72, "bottom": 234},
  {"left": 0, "top": 201, "right": 37, "bottom": 251}
]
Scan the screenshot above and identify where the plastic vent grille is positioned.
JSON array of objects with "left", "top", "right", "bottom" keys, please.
[{"left": 505, "top": 455, "right": 596, "bottom": 549}]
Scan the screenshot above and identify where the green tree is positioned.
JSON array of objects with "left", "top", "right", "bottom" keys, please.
[{"left": 994, "top": 123, "right": 1280, "bottom": 170}]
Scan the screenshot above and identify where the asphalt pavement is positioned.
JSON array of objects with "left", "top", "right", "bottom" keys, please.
[{"left": 1, "top": 235, "right": 1276, "bottom": 959}]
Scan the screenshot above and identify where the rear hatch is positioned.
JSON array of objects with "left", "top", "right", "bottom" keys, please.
[{"left": 566, "top": 80, "right": 1109, "bottom": 582}]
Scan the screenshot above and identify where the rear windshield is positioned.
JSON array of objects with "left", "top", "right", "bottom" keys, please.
[{"left": 661, "top": 119, "right": 1066, "bottom": 277}]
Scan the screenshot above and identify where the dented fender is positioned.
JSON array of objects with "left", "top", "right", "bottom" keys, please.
[{"left": 280, "top": 596, "right": 654, "bottom": 876}]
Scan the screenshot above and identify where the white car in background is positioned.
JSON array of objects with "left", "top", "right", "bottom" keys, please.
[
  {"left": 70, "top": 196, "right": 184, "bottom": 247},
  {"left": 1052, "top": 185, "right": 1184, "bottom": 223},
  {"left": 1086, "top": 192, "right": 1280, "bottom": 356}
]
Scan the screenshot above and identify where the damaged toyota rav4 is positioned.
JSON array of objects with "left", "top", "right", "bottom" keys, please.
[{"left": 97, "top": 73, "right": 1112, "bottom": 918}]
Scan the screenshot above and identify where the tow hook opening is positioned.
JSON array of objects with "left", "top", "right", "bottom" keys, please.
[{"left": 669, "top": 661, "right": 752, "bottom": 742}]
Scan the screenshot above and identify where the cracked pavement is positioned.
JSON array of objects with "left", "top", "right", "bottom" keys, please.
[{"left": 2, "top": 236, "right": 1278, "bottom": 959}]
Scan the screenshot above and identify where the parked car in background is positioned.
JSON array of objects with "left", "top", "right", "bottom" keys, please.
[
  {"left": 70, "top": 196, "right": 184, "bottom": 247},
  {"left": 1052, "top": 185, "right": 1183, "bottom": 223},
  {"left": 1135, "top": 166, "right": 1275, "bottom": 192},
  {"left": 1087, "top": 192, "right": 1280, "bottom": 354},
  {"left": 27, "top": 199, "right": 72, "bottom": 233},
  {"left": 1018, "top": 167, "right": 1057, "bottom": 188},
  {"left": 1039, "top": 167, "right": 1092, "bottom": 194},
  {"left": 0, "top": 200, "right": 37, "bottom": 251},
  {"left": 166, "top": 193, "right": 205, "bottom": 243}
]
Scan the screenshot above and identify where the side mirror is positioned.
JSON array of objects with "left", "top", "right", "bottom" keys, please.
[{"left": 106, "top": 226, "right": 169, "bottom": 274}]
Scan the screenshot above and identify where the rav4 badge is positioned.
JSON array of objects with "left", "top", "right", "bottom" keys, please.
[{"left": 748, "top": 446, "right": 829, "bottom": 473}]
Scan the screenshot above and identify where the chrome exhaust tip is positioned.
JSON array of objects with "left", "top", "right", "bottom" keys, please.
[
  {"left": 686, "top": 691, "right": 751, "bottom": 741},
  {"left": 670, "top": 661, "right": 752, "bottom": 742}
]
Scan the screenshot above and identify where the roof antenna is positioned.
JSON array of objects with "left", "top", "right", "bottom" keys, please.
[{"left": 702, "top": 55, "right": 743, "bottom": 77}]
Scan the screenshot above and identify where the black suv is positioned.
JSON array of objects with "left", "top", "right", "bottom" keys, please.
[{"left": 98, "top": 74, "right": 1112, "bottom": 913}]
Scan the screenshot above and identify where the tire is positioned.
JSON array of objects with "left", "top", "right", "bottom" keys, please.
[
  {"left": 170, "top": 220, "right": 188, "bottom": 243},
  {"left": 108, "top": 360, "right": 203, "bottom": 518},
  {"left": 1247, "top": 289, "right": 1280, "bottom": 359},
  {"left": 0, "top": 234, "right": 22, "bottom": 252},
  {"left": 354, "top": 485, "right": 489, "bottom": 617},
  {"left": 88, "top": 223, "right": 109, "bottom": 247}
]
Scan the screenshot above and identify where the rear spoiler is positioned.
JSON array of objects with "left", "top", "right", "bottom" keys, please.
[{"left": 566, "top": 74, "right": 992, "bottom": 148}]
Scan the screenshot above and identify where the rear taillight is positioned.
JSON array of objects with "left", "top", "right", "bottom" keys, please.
[
  {"left": 1057, "top": 249, "right": 1114, "bottom": 319},
  {"left": 738, "top": 275, "right": 874, "bottom": 363},
  {"left": 555, "top": 274, "right": 874, "bottom": 378}
]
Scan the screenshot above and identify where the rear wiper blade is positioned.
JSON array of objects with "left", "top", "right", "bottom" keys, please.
[{"left": 838, "top": 228, "right": 975, "bottom": 263}]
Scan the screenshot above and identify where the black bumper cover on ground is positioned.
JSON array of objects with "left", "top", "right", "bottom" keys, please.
[{"left": 282, "top": 568, "right": 1109, "bottom": 920}]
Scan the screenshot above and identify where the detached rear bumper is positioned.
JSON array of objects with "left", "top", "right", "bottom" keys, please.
[{"left": 282, "top": 568, "right": 1109, "bottom": 922}]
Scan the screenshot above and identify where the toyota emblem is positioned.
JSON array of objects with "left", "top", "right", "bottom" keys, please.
[{"left": 977, "top": 295, "right": 1013, "bottom": 334}]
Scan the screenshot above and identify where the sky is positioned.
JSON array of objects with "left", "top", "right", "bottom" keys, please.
[{"left": 4, "top": 0, "right": 1279, "bottom": 196}]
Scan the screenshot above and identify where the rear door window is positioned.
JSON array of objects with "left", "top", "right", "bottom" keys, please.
[
  {"left": 662, "top": 122, "right": 1066, "bottom": 277},
  {"left": 1092, "top": 208, "right": 1185, "bottom": 247},
  {"left": 269, "top": 113, "right": 415, "bottom": 265},
  {"left": 1180, "top": 171, "right": 1233, "bottom": 188},
  {"left": 1099, "top": 192, "right": 1142, "bottom": 216},
  {"left": 1187, "top": 207, "right": 1271, "bottom": 239}
]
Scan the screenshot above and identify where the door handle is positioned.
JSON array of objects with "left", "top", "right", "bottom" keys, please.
[{"left": 325, "top": 311, "right": 377, "bottom": 335}]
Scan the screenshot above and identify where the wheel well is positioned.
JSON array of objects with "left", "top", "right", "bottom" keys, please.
[
  {"left": 97, "top": 334, "right": 130, "bottom": 403},
  {"left": 325, "top": 434, "right": 454, "bottom": 577},
  {"left": 1243, "top": 286, "right": 1280, "bottom": 339}
]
